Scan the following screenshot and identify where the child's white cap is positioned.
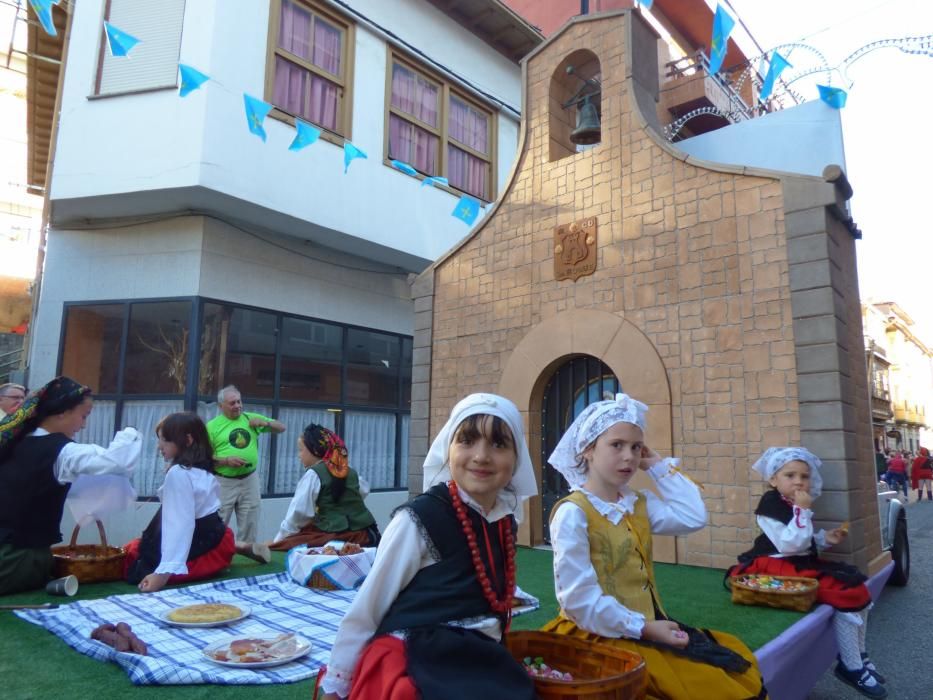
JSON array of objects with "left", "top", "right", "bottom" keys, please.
[
  {"left": 752, "top": 447, "right": 824, "bottom": 499},
  {"left": 547, "top": 393, "right": 648, "bottom": 488}
]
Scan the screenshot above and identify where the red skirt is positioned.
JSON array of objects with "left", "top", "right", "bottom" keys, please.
[
  {"left": 729, "top": 555, "right": 871, "bottom": 611},
  {"left": 348, "top": 636, "right": 417, "bottom": 700},
  {"left": 123, "top": 527, "right": 236, "bottom": 585}
]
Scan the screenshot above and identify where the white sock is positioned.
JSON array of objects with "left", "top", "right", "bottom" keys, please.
[
  {"left": 857, "top": 607, "right": 870, "bottom": 654},
  {"left": 834, "top": 612, "right": 863, "bottom": 671}
]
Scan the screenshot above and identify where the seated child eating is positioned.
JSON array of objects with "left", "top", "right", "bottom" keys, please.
[
  {"left": 728, "top": 447, "right": 886, "bottom": 698},
  {"left": 544, "top": 393, "right": 765, "bottom": 700},
  {"left": 124, "top": 412, "right": 270, "bottom": 592}
]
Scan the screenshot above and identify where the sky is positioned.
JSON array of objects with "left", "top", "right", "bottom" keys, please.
[{"left": 725, "top": 0, "right": 933, "bottom": 338}]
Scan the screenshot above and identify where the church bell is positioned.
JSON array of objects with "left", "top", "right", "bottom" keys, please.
[{"left": 570, "top": 94, "right": 601, "bottom": 145}]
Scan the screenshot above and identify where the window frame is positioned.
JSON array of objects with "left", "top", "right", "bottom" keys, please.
[
  {"left": 264, "top": 0, "right": 356, "bottom": 144},
  {"left": 383, "top": 50, "right": 498, "bottom": 202},
  {"left": 57, "top": 296, "right": 411, "bottom": 497}
]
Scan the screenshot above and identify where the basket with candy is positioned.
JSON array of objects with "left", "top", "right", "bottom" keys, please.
[
  {"left": 729, "top": 574, "right": 819, "bottom": 612},
  {"left": 523, "top": 656, "right": 574, "bottom": 682}
]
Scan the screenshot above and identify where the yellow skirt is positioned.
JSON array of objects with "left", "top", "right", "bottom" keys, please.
[{"left": 541, "top": 615, "right": 766, "bottom": 700}]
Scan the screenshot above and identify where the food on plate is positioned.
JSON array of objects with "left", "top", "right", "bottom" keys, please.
[
  {"left": 208, "top": 633, "right": 301, "bottom": 663},
  {"left": 90, "top": 621, "right": 148, "bottom": 655},
  {"left": 166, "top": 602, "right": 243, "bottom": 623}
]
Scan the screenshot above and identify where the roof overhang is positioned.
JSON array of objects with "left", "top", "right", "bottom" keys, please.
[
  {"left": 651, "top": 0, "right": 750, "bottom": 70},
  {"left": 25, "top": 2, "right": 68, "bottom": 196},
  {"left": 426, "top": 0, "right": 543, "bottom": 63}
]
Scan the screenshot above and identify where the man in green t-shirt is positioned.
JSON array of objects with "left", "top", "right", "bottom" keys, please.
[{"left": 207, "top": 385, "right": 286, "bottom": 542}]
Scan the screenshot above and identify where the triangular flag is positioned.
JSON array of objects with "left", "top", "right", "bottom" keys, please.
[
  {"left": 758, "top": 52, "right": 791, "bottom": 103},
  {"left": 817, "top": 84, "right": 847, "bottom": 109},
  {"left": 344, "top": 141, "right": 367, "bottom": 173},
  {"left": 243, "top": 94, "right": 273, "bottom": 141},
  {"left": 103, "top": 21, "right": 140, "bottom": 57},
  {"left": 29, "top": 0, "right": 56, "bottom": 37},
  {"left": 707, "top": 4, "right": 735, "bottom": 75},
  {"left": 640, "top": 0, "right": 654, "bottom": 9},
  {"left": 390, "top": 160, "right": 418, "bottom": 176},
  {"left": 178, "top": 64, "right": 209, "bottom": 97},
  {"left": 421, "top": 176, "right": 449, "bottom": 188},
  {"left": 289, "top": 120, "right": 321, "bottom": 151},
  {"left": 452, "top": 195, "right": 481, "bottom": 225}
]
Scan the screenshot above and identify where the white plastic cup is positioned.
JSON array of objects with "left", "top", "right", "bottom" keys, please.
[{"left": 46, "top": 575, "right": 79, "bottom": 596}]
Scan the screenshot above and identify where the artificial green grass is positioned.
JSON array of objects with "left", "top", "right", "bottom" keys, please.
[{"left": 1, "top": 548, "right": 801, "bottom": 699}]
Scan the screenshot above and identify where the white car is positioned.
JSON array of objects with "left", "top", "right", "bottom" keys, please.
[{"left": 877, "top": 482, "right": 909, "bottom": 586}]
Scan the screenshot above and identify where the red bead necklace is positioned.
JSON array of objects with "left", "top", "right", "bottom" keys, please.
[{"left": 448, "top": 480, "right": 516, "bottom": 616}]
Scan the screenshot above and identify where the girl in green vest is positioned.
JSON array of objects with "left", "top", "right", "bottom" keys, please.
[
  {"left": 270, "top": 424, "right": 379, "bottom": 551},
  {"left": 543, "top": 393, "right": 766, "bottom": 700}
]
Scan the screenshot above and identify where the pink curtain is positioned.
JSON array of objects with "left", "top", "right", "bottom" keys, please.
[
  {"left": 391, "top": 63, "right": 438, "bottom": 127},
  {"left": 448, "top": 96, "right": 488, "bottom": 198},
  {"left": 389, "top": 114, "right": 438, "bottom": 174},
  {"left": 273, "top": 0, "right": 340, "bottom": 132}
]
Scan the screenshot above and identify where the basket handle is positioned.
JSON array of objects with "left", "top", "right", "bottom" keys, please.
[{"left": 67, "top": 519, "right": 109, "bottom": 548}]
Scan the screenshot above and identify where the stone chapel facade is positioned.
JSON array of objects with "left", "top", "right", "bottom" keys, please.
[{"left": 409, "top": 10, "right": 886, "bottom": 574}]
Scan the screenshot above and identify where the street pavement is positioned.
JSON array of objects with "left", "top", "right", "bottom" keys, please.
[{"left": 808, "top": 497, "right": 932, "bottom": 699}]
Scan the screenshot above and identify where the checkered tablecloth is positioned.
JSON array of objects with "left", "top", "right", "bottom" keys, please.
[
  {"left": 16, "top": 572, "right": 540, "bottom": 686},
  {"left": 16, "top": 572, "right": 347, "bottom": 685}
]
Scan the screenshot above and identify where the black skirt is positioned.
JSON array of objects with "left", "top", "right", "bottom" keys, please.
[{"left": 125, "top": 508, "right": 225, "bottom": 584}]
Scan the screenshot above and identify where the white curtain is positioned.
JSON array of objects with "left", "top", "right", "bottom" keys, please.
[
  {"left": 400, "top": 413, "right": 410, "bottom": 480},
  {"left": 345, "top": 412, "right": 396, "bottom": 489},
  {"left": 197, "top": 400, "right": 273, "bottom": 495},
  {"left": 74, "top": 400, "right": 117, "bottom": 448},
  {"left": 274, "top": 407, "right": 335, "bottom": 494},
  {"left": 121, "top": 400, "right": 184, "bottom": 497}
]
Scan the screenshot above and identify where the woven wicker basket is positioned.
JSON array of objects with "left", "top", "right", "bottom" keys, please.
[
  {"left": 51, "top": 520, "right": 125, "bottom": 583},
  {"left": 306, "top": 546, "right": 364, "bottom": 591},
  {"left": 506, "top": 631, "right": 647, "bottom": 699},
  {"left": 730, "top": 574, "right": 819, "bottom": 612}
]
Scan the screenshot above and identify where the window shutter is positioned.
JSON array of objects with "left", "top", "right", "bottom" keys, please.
[{"left": 97, "top": 0, "right": 186, "bottom": 95}]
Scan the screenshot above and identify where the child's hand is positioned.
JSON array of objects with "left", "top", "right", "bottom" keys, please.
[
  {"left": 138, "top": 573, "right": 171, "bottom": 593},
  {"left": 792, "top": 489, "right": 812, "bottom": 510},
  {"left": 639, "top": 446, "right": 661, "bottom": 471},
  {"left": 640, "top": 620, "right": 689, "bottom": 648},
  {"left": 825, "top": 526, "right": 849, "bottom": 545}
]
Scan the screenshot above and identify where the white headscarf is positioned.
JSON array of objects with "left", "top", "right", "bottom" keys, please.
[
  {"left": 752, "top": 447, "right": 824, "bottom": 499},
  {"left": 547, "top": 393, "right": 649, "bottom": 488},
  {"left": 422, "top": 393, "right": 537, "bottom": 521}
]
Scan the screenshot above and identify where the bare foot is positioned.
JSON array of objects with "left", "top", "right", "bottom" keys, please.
[{"left": 236, "top": 541, "right": 271, "bottom": 564}]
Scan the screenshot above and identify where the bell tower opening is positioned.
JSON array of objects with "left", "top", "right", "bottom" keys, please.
[{"left": 549, "top": 49, "right": 602, "bottom": 162}]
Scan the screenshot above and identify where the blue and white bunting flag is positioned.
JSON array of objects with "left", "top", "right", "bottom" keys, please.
[
  {"left": 452, "top": 195, "right": 481, "bottom": 225},
  {"left": 289, "top": 120, "right": 322, "bottom": 151},
  {"left": 390, "top": 160, "right": 418, "bottom": 176},
  {"left": 178, "top": 64, "right": 209, "bottom": 97},
  {"left": 817, "top": 84, "right": 847, "bottom": 109},
  {"left": 243, "top": 94, "right": 273, "bottom": 141},
  {"left": 103, "top": 21, "right": 140, "bottom": 57},
  {"left": 343, "top": 142, "right": 367, "bottom": 173},
  {"left": 707, "top": 4, "right": 735, "bottom": 75},
  {"left": 29, "top": 0, "right": 56, "bottom": 37}
]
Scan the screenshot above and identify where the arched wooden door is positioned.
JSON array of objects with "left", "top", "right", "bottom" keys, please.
[{"left": 540, "top": 354, "right": 620, "bottom": 543}]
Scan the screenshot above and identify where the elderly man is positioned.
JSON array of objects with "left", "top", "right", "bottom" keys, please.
[
  {"left": 0, "top": 383, "right": 27, "bottom": 419},
  {"left": 207, "top": 385, "right": 285, "bottom": 542}
]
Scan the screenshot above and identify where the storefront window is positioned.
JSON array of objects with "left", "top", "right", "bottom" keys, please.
[
  {"left": 346, "top": 329, "right": 400, "bottom": 406},
  {"left": 60, "top": 304, "right": 123, "bottom": 393},
  {"left": 224, "top": 308, "right": 277, "bottom": 399},
  {"left": 123, "top": 301, "right": 191, "bottom": 394},
  {"left": 280, "top": 317, "right": 343, "bottom": 402}
]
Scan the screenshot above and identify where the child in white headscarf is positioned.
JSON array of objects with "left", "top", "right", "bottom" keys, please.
[
  {"left": 318, "top": 393, "right": 537, "bottom": 700},
  {"left": 728, "top": 447, "right": 885, "bottom": 699},
  {"left": 543, "top": 393, "right": 765, "bottom": 700}
]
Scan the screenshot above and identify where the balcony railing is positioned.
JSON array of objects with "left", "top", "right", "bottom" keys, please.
[{"left": 662, "top": 50, "right": 756, "bottom": 125}]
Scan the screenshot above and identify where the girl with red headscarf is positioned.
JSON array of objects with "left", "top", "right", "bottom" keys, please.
[{"left": 270, "top": 423, "right": 379, "bottom": 550}]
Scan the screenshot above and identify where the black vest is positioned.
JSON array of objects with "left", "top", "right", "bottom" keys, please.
[
  {"left": 0, "top": 433, "right": 73, "bottom": 548},
  {"left": 738, "top": 489, "right": 817, "bottom": 562},
  {"left": 376, "top": 483, "right": 512, "bottom": 635}
]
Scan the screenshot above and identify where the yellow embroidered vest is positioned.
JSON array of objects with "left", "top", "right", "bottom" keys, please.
[{"left": 552, "top": 490, "right": 664, "bottom": 621}]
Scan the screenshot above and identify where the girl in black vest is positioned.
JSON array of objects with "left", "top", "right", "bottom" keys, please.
[
  {"left": 270, "top": 424, "right": 379, "bottom": 551},
  {"left": 318, "top": 394, "right": 538, "bottom": 700},
  {"left": 728, "top": 447, "right": 886, "bottom": 699},
  {"left": 0, "top": 376, "right": 140, "bottom": 595}
]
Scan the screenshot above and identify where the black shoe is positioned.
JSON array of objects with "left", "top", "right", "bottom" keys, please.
[
  {"left": 834, "top": 662, "right": 887, "bottom": 698},
  {"left": 861, "top": 654, "right": 886, "bottom": 684}
]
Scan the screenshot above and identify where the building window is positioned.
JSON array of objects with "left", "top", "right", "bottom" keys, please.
[
  {"left": 386, "top": 53, "right": 496, "bottom": 201},
  {"left": 95, "top": 0, "right": 186, "bottom": 96},
  {"left": 59, "top": 298, "right": 411, "bottom": 497},
  {"left": 268, "top": 0, "right": 353, "bottom": 138}
]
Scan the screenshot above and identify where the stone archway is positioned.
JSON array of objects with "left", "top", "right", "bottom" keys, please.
[{"left": 497, "top": 309, "right": 676, "bottom": 559}]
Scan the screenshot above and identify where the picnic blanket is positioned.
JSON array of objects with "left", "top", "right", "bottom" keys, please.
[{"left": 16, "top": 572, "right": 540, "bottom": 686}]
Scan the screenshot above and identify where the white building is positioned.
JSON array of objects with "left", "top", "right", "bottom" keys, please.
[{"left": 25, "top": 0, "right": 540, "bottom": 543}]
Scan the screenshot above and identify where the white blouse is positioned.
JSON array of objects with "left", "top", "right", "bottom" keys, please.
[
  {"left": 273, "top": 468, "right": 371, "bottom": 543},
  {"left": 34, "top": 426, "right": 141, "bottom": 484},
  {"left": 154, "top": 465, "right": 222, "bottom": 575},
  {"left": 757, "top": 506, "right": 827, "bottom": 557},
  {"left": 550, "top": 460, "right": 707, "bottom": 640},
  {"left": 320, "top": 486, "right": 515, "bottom": 698}
]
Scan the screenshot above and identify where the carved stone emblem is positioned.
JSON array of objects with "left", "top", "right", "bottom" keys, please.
[{"left": 554, "top": 218, "right": 597, "bottom": 281}]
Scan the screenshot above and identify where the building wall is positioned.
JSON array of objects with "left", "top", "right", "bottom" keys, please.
[
  {"left": 415, "top": 11, "right": 880, "bottom": 570},
  {"left": 48, "top": 0, "right": 522, "bottom": 266}
]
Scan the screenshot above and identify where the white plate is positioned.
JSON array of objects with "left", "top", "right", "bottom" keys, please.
[
  {"left": 159, "top": 604, "right": 251, "bottom": 628},
  {"left": 202, "top": 635, "right": 312, "bottom": 669}
]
